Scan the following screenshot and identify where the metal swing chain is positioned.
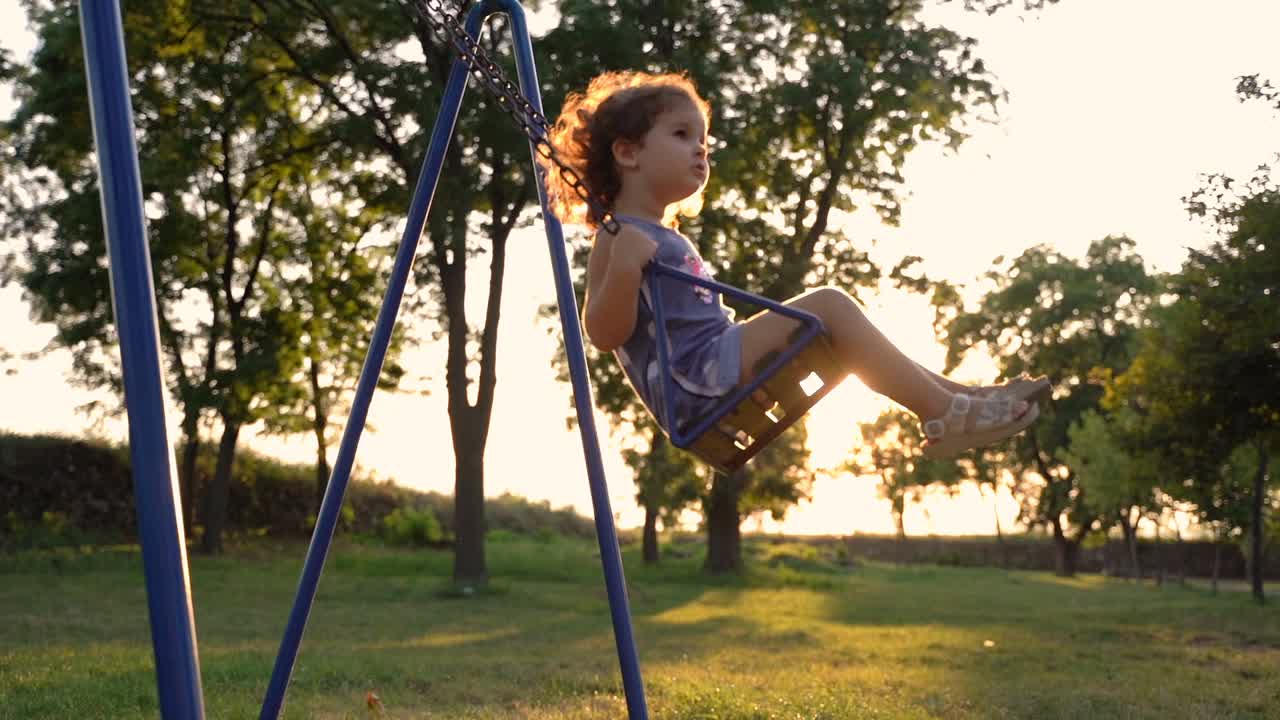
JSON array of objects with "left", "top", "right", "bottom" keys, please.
[{"left": 412, "top": 0, "right": 620, "bottom": 235}]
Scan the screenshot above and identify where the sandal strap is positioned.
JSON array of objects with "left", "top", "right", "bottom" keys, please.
[
  {"left": 924, "top": 418, "right": 945, "bottom": 440},
  {"left": 923, "top": 393, "right": 1021, "bottom": 439},
  {"left": 924, "top": 394, "right": 972, "bottom": 440},
  {"left": 974, "top": 396, "right": 1014, "bottom": 430}
]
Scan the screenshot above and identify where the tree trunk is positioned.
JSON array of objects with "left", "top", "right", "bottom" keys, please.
[
  {"left": 642, "top": 505, "right": 660, "bottom": 565},
  {"left": 452, "top": 439, "right": 488, "bottom": 587},
  {"left": 988, "top": 489, "right": 998, "bottom": 540},
  {"left": 1211, "top": 535, "right": 1222, "bottom": 595},
  {"left": 439, "top": 188, "right": 513, "bottom": 590},
  {"left": 1051, "top": 517, "right": 1079, "bottom": 577},
  {"left": 313, "top": 437, "right": 331, "bottom": 517},
  {"left": 178, "top": 416, "right": 200, "bottom": 539},
  {"left": 1120, "top": 510, "right": 1141, "bottom": 581},
  {"left": 639, "top": 432, "right": 667, "bottom": 566},
  {"left": 704, "top": 468, "right": 744, "bottom": 574},
  {"left": 986, "top": 485, "right": 1007, "bottom": 568},
  {"left": 1249, "top": 443, "right": 1268, "bottom": 604},
  {"left": 1173, "top": 518, "right": 1187, "bottom": 586},
  {"left": 1152, "top": 517, "right": 1164, "bottom": 587},
  {"left": 892, "top": 492, "right": 906, "bottom": 541},
  {"left": 158, "top": 311, "right": 204, "bottom": 541},
  {"left": 309, "top": 354, "right": 331, "bottom": 512},
  {"left": 200, "top": 421, "right": 241, "bottom": 555}
]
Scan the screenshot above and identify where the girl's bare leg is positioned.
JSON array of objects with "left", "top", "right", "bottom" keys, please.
[
  {"left": 736, "top": 287, "right": 1031, "bottom": 424},
  {"left": 736, "top": 287, "right": 958, "bottom": 420},
  {"left": 915, "top": 362, "right": 969, "bottom": 394},
  {"left": 919, "top": 362, "right": 1051, "bottom": 401}
]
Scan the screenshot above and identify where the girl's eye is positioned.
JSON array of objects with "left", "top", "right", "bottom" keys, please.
[{"left": 674, "top": 129, "right": 687, "bottom": 137}]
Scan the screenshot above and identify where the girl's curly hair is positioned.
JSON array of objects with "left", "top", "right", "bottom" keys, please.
[{"left": 541, "top": 70, "right": 711, "bottom": 231}]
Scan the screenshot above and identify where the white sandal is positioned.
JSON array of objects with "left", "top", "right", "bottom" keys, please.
[
  {"left": 921, "top": 393, "right": 1040, "bottom": 459},
  {"left": 974, "top": 374, "right": 1052, "bottom": 404}
]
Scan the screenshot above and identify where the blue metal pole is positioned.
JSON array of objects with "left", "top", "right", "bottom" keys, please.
[
  {"left": 257, "top": 9, "right": 481, "bottom": 720},
  {"left": 495, "top": 1, "right": 650, "bottom": 716},
  {"left": 78, "top": 2, "right": 205, "bottom": 718}
]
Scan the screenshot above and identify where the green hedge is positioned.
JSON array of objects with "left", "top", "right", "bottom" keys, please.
[
  {"left": 1, "top": 433, "right": 135, "bottom": 549},
  {"left": 0, "top": 433, "right": 594, "bottom": 550}
]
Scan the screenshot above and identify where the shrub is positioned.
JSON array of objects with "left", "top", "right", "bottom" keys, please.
[
  {"left": 380, "top": 506, "right": 445, "bottom": 548},
  {"left": 0, "top": 433, "right": 134, "bottom": 547},
  {"left": 487, "top": 529, "right": 519, "bottom": 543},
  {"left": 1, "top": 433, "right": 597, "bottom": 548},
  {"left": 484, "top": 492, "right": 595, "bottom": 539},
  {"left": 2, "top": 510, "right": 96, "bottom": 551}
]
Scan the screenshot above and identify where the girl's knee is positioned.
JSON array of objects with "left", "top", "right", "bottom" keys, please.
[{"left": 808, "top": 286, "right": 858, "bottom": 317}]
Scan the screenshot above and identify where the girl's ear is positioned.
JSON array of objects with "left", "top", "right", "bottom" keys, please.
[{"left": 612, "top": 137, "right": 640, "bottom": 169}]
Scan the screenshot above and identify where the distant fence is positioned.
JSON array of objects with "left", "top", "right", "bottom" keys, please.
[{"left": 842, "top": 535, "right": 1280, "bottom": 580}]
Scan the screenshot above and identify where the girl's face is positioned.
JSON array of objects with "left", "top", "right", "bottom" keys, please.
[{"left": 630, "top": 97, "right": 710, "bottom": 204}]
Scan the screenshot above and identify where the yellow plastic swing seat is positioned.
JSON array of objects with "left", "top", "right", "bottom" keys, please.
[{"left": 683, "top": 332, "right": 847, "bottom": 473}]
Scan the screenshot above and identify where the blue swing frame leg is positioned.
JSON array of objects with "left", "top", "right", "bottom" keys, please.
[
  {"left": 261, "top": 2, "right": 648, "bottom": 718},
  {"left": 257, "top": 8, "right": 482, "bottom": 719},
  {"left": 503, "top": 3, "right": 650, "bottom": 717},
  {"left": 79, "top": 2, "right": 206, "bottom": 718},
  {"left": 259, "top": 32, "right": 463, "bottom": 720},
  {"left": 82, "top": 0, "right": 647, "bottom": 716}
]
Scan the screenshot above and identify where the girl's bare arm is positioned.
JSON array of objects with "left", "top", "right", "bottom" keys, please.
[{"left": 583, "top": 229, "right": 654, "bottom": 352}]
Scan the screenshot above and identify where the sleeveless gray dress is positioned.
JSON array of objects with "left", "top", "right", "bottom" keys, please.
[{"left": 610, "top": 215, "right": 743, "bottom": 434}]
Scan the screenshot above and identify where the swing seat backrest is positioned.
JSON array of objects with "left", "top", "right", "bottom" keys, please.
[
  {"left": 682, "top": 330, "right": 846, "bottom": 472},
  {"left": 646, "top": 264, "right": 848, "bottom": 473}
]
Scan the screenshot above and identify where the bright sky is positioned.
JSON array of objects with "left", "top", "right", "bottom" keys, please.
[{"left": 2, "top": 0, "right": 1277, "bottom": 536}]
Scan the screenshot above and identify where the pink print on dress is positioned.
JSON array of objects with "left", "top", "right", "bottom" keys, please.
[{"left": 682, "top": 254, "right": 715, "bottom": 304}]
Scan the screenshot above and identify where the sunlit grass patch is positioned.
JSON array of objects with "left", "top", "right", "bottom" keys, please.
[{"left": 3, "top": 536, "right": 1278, "bottom": 718}]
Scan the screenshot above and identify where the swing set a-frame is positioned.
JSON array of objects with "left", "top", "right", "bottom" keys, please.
[{"left": 80, "top": 0, "right": 845, "bottom": 717}]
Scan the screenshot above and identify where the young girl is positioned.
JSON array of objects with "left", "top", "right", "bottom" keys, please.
[{"left": 542, "top": 70, "right": 1045, "bottom": 459}]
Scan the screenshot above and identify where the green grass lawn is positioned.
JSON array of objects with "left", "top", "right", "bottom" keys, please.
[{"left": 2, "top": 535, "right": 1279, "bottom": 719}]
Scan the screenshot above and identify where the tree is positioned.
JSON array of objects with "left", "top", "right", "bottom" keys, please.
[
  {"left": 1060, "top": 408, "right": 1160, "bottom": 580},
  {"left": 625, "top": 429, "right": 703, "bottom": 565},
  {"left": 941, "top": 0, "right": 1062, "bottom": 12},
  {"left": 538, "top": 0, "right": 748, "bottom": 569},
  {"left": 1112, "top": 157, "right": 1278, "bottom": 599},
  {"left": 261, "top": 172, "right": 409, "bottom": 511},
  {"left": 703, "top": 424, "right": 815, "bottom": 572},
  {"left": 1, "top": 1, "right": 356, "bottom": 552},
  {"left": 1181, "top": 78, "right": 1280, "bottom": 602},
  {"left": 937, "top": 236, "right": 1160, "bottom": 575},
  {"left": 1212, "top": 445, "right": 1270, "bottom": 592},
  {"left": 850, "top": 408, "right": 959, "bottom": 538},
  {"left": 216, "top": 0, "right": 545, "bottom": 585},
  {"left": 542, "top": 0, "right": 1019, "bottom": 572},
  {"left": 957, "top": 446, "right": 1016, "bottom": 562},
  {"left": 2, "top": 0, "right": 427, "bottom": 552}
]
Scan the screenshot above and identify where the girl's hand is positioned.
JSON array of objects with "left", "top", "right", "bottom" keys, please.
[{"left": 607, "top": 225, "right": 658, "bottom": 276}]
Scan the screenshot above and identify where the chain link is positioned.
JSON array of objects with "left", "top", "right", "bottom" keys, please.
[{"left": 413, "top": 0, "right": 620, "bottom": 235}]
